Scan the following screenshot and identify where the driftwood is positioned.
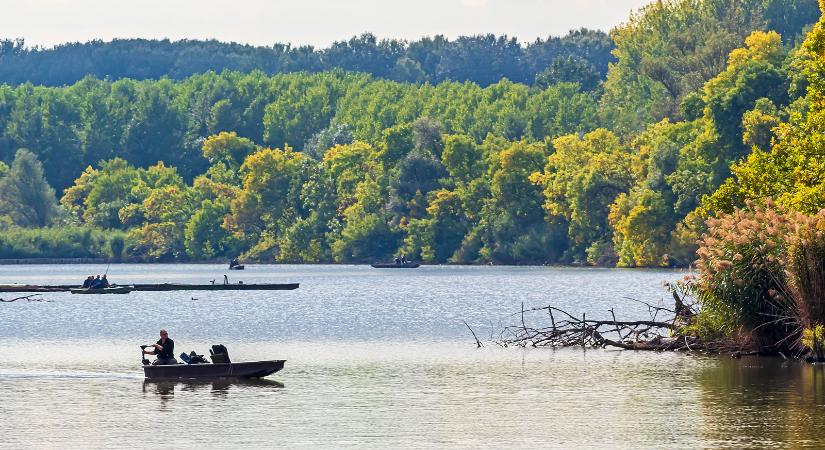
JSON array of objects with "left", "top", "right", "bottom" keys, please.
[
  {"left": 493, "top": 294, "right": 712, "bottom": 352},
  {"left": 0, "top": 294, "right": 49, "bottom": 303}
]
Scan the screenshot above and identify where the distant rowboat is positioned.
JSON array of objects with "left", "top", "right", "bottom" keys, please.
[
  {"left": 371, "top": 262, "right": 420, "bottom": 269},
  {"left": 70, "top": 286, "right": 134, "bottom": 294}
]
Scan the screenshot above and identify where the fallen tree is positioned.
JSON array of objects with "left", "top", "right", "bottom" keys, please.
[{"left": 491, "top": 292, "right": 758, "bottom": 355}]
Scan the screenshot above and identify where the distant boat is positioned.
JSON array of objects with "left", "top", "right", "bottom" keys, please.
[
  {"left": 70, "top": 286, "right": 134, "bottom": 294},
  {"left": 229, "top": 264, "right": 245, "bottom": 270},
  {"left": 0, "top": 283, "right": 299, "bottom": 293},
  {"left": 371, "top": 262, "right": 420, "bottom": 269}
]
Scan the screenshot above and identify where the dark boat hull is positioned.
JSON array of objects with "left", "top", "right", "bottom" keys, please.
[
  {"left": 0, "top": 282, "right": 299, "bottom": 293},
  {"left": 229, "top": 265, "right": 245, "bottom": 270},
  {"left": 70, "top": 286, "right": 134, "bottom": 294},
  {"left": 143, "top": 360, "right": 285, "bottom": 379},
  {"left": 131, "top": 283, "right": 298, "bottom": 291},
  {"left": 371, "top": 263, "right": 420, "bottom": 268}
]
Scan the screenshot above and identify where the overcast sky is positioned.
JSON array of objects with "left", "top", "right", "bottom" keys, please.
[{"left": 1, "top": 0, "right": 653, "bottom": 49}]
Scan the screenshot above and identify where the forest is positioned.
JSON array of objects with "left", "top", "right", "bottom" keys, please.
[
  {"left": 0, "top": 0, "right": 823, "bottom": 270},
  {"left": 0, "top": 29, "right": 615, "bottom": 87}
]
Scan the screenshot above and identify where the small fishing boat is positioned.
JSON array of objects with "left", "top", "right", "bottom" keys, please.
[
  {"left": 70, "top": 286, "right": 134, "bottom": 294},
  {"left": 141, "top": 344, "right": 284, "bottom": 380},
  {"left": 143, "top": 360, "right": 285, "bottom": 380},
  {"left": 229, "top": 264, "right": 245, "bottom": 270},
  {"left": 371, "top": 262, "right": 420, "bottom": 268}
]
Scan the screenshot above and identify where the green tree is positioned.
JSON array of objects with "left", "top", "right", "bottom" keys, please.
[
  {"left": 0, "top": 149, "right": 59, "bottom": 227},
  {"left": 535, "top": 129, "right": 633, "bottom": 263}
]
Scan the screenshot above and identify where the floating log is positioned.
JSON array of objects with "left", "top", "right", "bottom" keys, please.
[{"left": 0, "top": 283, "right": 299, "bottom": 293}]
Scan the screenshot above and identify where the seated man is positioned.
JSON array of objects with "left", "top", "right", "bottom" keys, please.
[
  {"left": 81, "top": 276, "right": 94, "bottom": 288},
  {"left": 100, "top": 274, "right": 110, "bottom": 288},
  {"left": 89, "top": 275, "right": 103, "bottom": 289},
  {"left": 143, "top": 329, "right": 177, "bottom": 365}
]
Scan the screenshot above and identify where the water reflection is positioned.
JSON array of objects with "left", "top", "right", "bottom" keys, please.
[
  {"left": 142, "top": 379, "right": 284, "bottom": 395},
  {"left": 699, "top": 357, "right": 825, "bottom": 447},
  {"left": 142, "top": 379, "right": 284, "bottom": 410}
]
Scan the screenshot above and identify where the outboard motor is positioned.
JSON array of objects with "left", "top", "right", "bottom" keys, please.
[
  {"left": 209, "top": 344, "right": 231, "bottom": 363},
  {"left": 140, "top": 345, "right": 151, "bottom": 365}
]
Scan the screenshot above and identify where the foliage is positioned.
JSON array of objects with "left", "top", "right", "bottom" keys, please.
[
  {"left": 600, "top": 0, "right": 818, "bottom": 134},
  {"left": 0, "top": 149, "right": 59, "bottom": 227},
  {"left": 534, "top": 129, "right": 632, "bottom": 263},
  {"left": 0, "top": 226, "right": 126, "bottom": 259},
  {"left": 0, "top": 30, "right": 614, "bottom": 88},
  {"left": 692, "top": 202, "right": 795, "bottom": 346},
  {"left": 0, "top": 0, "right": 821, "bottom": 270}
]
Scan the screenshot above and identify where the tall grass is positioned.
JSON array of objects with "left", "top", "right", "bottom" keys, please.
[
  {"left": 694, "top": 202, "right": 825, "bottom": 359},
  {"left": 786, "top": 213, "right": 825, "bottom": 360}
]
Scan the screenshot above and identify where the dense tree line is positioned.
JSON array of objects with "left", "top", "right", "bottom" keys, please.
[
  {"left": 0, "top": 72, "right": 599, "bottom": 191},
  {"left": 0, "top": 30, "right": 614, "bottom": 88},
  {"left": 0, "top": 0, "right": 821, "bottom": 265}
]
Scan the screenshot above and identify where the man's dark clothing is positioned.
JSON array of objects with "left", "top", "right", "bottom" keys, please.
[{"left": 152, "top": 337, "right": 176, "bottom": 365}]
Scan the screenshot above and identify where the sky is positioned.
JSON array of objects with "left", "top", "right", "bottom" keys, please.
[{"left": 0, "top": 0, "right": 653, "bottom": 49}]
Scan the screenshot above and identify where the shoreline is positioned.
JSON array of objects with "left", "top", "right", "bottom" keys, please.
[{"left": 0, "top": 258, "right": 685, "bottom": 269}]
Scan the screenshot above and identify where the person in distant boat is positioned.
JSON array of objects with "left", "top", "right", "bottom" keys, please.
[
  {"left": 144, "top": 329, "right": 176, "bottom": 365},
  {"left": 229, "top": 257, "right": 240, "bottom": 269},
  {"left": 90, "top": 275, "right": 103, "bottom": 288},
  {"left": 395, "top": 257, "right": 401, "bottom": 265},
  {"left": 401, "top": 254, "right": 408, "bottom": 264},
  {"left": 100, "top": 274, "right": 110, "bottom": 288},
  {"left": 81, "top": 275, "right": 94, "bottom": 288}
]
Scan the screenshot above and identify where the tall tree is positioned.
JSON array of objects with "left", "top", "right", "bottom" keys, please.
[{"left": 0, "top": 149, "right": 59, "bottom": 227}]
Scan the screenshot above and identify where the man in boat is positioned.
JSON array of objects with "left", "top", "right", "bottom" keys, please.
[
  {"left": 229, "top": 257, "right": 240, "bottom": 269},
  {"left": 143, "top": 329, "right": 176, "bottom": 365},
  {"left": 100, "top": 274, "right": 110, "bottom": 288},
  {"left": 81, "top": 275, "right": 94, "bottom": 288},
  {"left": 89, "top": 275, "right": 103, "bottom": 288}
]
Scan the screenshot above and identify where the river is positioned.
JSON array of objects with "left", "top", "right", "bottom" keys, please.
[{"left": 0, "top": 264, "right": 823, "bottom": 448}]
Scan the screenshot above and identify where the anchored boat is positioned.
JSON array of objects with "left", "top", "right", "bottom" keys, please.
[{"left": 0, "top": 282, "right": 299, "bottom": 293}]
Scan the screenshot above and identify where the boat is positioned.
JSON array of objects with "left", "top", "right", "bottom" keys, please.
[
  {"left": 371, "top": 262, "right": 421, "bottom": 268},
  {"left": 143, "top": 360, "right": 285, "bottom": 380},
  {"left": 229, "top": 264, "right": 245, "bottom": 270},
  {"left": 70, "top": 286, "right": 134, "bottom": 294},
  {"left": 141, "top": 344, "right": 284, "bottom": 380},
  {"left": 0, "top": 282, "right": 299, "bottom": 293}
]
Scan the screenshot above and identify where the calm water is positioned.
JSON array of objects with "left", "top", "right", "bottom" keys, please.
[{"left": 0, "top": 264, "right": 823, "bottom": 448}]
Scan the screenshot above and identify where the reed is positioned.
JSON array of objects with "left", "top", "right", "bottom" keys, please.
[{"left": 786, "top": 212, "right": 825, "bottom": 360}]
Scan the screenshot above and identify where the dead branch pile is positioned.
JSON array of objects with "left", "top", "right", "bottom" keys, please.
[{"left": 496, "top": 293, "right": 710, "bottom": 352}]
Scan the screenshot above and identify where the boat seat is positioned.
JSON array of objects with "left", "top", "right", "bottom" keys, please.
[{"left": 210, "top": 344, "right": 231, "bottom": 363}]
